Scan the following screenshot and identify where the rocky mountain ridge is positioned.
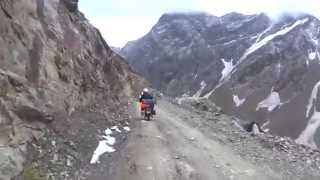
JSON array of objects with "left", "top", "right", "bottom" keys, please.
[{"left": 121, "top": 12, "right": 320, "bottom": 148}]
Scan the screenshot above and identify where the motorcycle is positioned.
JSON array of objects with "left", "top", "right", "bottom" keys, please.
[
  {"left": 140, "top": 99, "right": 156, "bottom": 121},
  {"left": 144, "top": 105, "right": 153, "bottom": 121}
]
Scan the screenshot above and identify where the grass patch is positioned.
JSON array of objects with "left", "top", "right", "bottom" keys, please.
[{"left": 22, "top": 163, "right": 46, "bottom": 180}]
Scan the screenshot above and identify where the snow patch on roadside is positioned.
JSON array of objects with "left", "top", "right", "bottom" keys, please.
[
  {"left": 256, "top": 89, "right": 281, "bottom": 112},
  {"left": 124, "top": 126, "right": 131, "bottom": 131},
  {"left": 102, "top": 135, "right": 116, "bottom": 145},
  {"left": 90, "top": 128, "right": 117, "bottom": 164},
  {"left": 90, "top": 140, "right": 115, "bottom": 164},
  {"left": 90, "top": 125, "right": 131, "bottom": 164},
  {"left": 105, "top": 128, "right": 112, "bottom": 135},
  {"left": 233, "top": 95, "right": 246, "bottom": 107},
  {"left": 111, "top": 126, "right": 121, "bottom": 133}
]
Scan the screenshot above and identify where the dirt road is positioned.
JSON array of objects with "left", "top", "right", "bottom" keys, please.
[{"left": 106, "top": 100, "right": 282, "bottom": 180}]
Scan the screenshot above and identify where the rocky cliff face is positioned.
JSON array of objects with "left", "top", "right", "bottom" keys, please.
[
  {"left": 0, "top": 0, "right": 143, "bottom": 179},
  {"left": 122, "top": 12, "right": 271, "bottom": 96},
  {"left": 121, "top": 12, "right": 320, "bottom": 148}
]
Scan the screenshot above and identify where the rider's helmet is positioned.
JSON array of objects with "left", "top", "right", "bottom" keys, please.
[{"left": 143, "top": 88, "right": 149, "bottom": 93}]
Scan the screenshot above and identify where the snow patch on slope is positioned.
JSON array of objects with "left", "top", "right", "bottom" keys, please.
[
  {"left": 205, "top": 19, "right": 309, "bottom": 100},
  {"left": 193, "top": 81, "right": 207, "bottom": 98},
  {"left": 296, "top": 112, "right": 320, "bottom": 149},
  {"left": 252, "top": 124, "right": 262, "bottom": 135},
  {"left": 255, "top": 25, "right": 273, "bottom": 43},
  {"left": 307, "top": 50, "right": 317, "bottom": 66},
  {"left": 308, "top": 29, "right": 319, "bottom": 46},
  {"left": 194, "top": 73, "right": 198, "bottom": 79},
  {"left": 203, "top": 87, "right": 218, "bottom": 99},
  {"left": 277, "top": 62, "right": 282, "bottom": 76},
  {"left": 261, "top": 120, "right": 271, "bottom": 132},
  {"left": 306, "top": 81, "right": 320, "bottom": 118},
  {"left": 220, "top": 58, "right": 235, "bottom": 82},
  {"left": 312, "top": 38, "right": 318, "bottom": 45},
  {"left": 256, "top": 89, "right": 281, "bottom": 112},
  {"left": 223, "top": 40, "right": 236, "bottom": 45},
  {"left": 239, "top": 18, "right": 309, "bottom": 63},
  {"left": 233, "top": 95, "right": 246, "bottom": 107},
  {"left": 309, "top": 50, "right": 316, "bottom": 60},
  {"left": 296, "top": 81, "right": 320, "bottom": 148}
]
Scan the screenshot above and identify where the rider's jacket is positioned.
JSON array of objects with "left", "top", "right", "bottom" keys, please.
[{"left": 139, "top": 92, "right": 153, "bottom": 102}]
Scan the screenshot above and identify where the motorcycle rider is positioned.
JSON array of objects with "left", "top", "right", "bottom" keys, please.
[{"left": 139, "top": 88, "right": 156, "bottom": 115}]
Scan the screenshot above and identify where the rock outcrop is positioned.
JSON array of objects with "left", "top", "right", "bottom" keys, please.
[{"left": 0, "top": 0, "right": 143, "bottom": 179}]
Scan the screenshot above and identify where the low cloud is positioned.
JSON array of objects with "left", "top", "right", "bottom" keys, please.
[
  {"left": 196, "top": 0, "right": 320, "bottom": 19},
  {"left": 79, "top": 0, "right": 320, "bottom": 47},
  {"left": 88, "top": 16, "right": 157, "bottom": 47}
]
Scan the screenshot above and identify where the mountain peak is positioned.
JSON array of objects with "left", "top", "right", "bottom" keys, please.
[
  {"left": 158, "top": 11, "right": 216, "bottom": 23},
  {"left": 221, "top": 12, "right": 247, "bottom": 18},
  {"left": 121, "top": 10, "right": 320, "bottom": 149}
]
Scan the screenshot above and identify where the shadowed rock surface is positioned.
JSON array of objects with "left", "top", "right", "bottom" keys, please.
[{"left": 0, "top": 0, "right": 145, "bottom": 179}]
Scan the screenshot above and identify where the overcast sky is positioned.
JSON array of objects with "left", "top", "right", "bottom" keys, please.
[{"left": 79, "top": 0, "right": 320, "bottom": 47}]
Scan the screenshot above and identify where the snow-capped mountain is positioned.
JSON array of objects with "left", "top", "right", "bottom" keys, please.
[{"left": 121, "top": 12, "right": 320, "bottom": 148}]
